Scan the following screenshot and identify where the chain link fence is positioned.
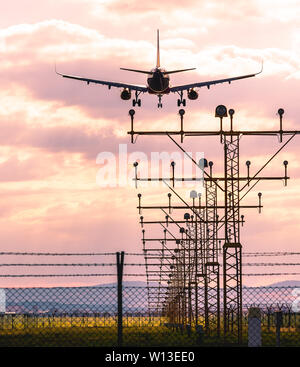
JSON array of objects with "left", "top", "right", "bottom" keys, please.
[{"left": 0, "top": 285, "right": 299, "bottom": 347}]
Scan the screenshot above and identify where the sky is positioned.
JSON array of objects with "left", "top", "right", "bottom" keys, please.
[{"left": 0, "top": 0, "right": 299, "bottom": 287}]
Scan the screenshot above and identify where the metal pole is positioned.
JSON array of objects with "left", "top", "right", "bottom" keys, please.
[
  {"left": 117, "top": 251, "right": 125, "bottom": 347},
  {"left": 195, "top": 219, "right": 198, "bottom": 326}
]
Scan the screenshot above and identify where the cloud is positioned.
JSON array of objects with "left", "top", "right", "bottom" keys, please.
[
  {"left": 0, "top": 155, "right": 58, "bottom": 182},
  {"left": 106, "top": 0, "right": 199, "bottom": 13},
  {"left": 0, "top": 2, "right": 299, "bottom": 287},
  {"left": 255, "top": 0, "right": 300, "bottom": 22}
]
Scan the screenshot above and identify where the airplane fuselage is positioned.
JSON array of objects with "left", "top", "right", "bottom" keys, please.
[{"left": 147, "top": 68, "right": 170, "bottom": 94}]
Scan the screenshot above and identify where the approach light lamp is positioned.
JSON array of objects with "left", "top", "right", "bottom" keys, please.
[
  {"left": 190, "top": 190, "right": 198, "bottom": 199},
  {"left": 198, "top": 158, "right": 208, "bottom": 169},
  {"left": 215, "top": 104, "right": 228, "bottom": 118},
  {"left": 229, "top": 108, "right": 235, "bottom": 117},
  {"left": 184, "top": 213, "right": 190, "bottom": 220}
]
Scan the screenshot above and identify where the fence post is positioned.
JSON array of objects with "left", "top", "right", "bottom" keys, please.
[
  {"left": 116, "top": 251, "right": 125, "bottom": 347},
  {"left": 275, "top": 311, "right": 282, "bottom": 347},
  {"left": 248, "top": 307, "right": 261, "bottom": 347},
  {"left": 196, "top": 325, "right": 204, "bottom": 345},
  {"left": 267, "top": 307, "right": 272, "bottom": 332}
]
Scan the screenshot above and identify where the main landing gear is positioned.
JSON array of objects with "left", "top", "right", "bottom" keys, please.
[
  {"left": 177, "top": 91, "right": 186, "bottom": 107},
  {"left": 132, "top": 91, "right": 142, "bottom": 107},
  {"left": 157, "top": 95, "right": 163, "bottom": 108}
]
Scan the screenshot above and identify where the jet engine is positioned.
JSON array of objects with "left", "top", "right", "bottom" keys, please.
[
  {"left": 187, "top": 89, "right": 198, "bottom": 100},
  {"left": 120, "top": 89, "right": 131, "bottom": 100}
]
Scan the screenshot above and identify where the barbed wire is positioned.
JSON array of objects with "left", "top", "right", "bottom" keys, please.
[
  {"left": 243, "top": 252, "right": 300, "bottom": 257},
  {"left": 0, "top": 251, "right": 300, "bottom": 260},
  {"left": 0, "top": 252, "right": 117, "bottom": 256},
  {"left": 243, "top": 263, "right": 300, "bottom": 266},
  {"left": 244, "top": 273, "right": 300, "bottom": 276},
  {"left": 0, "top": 263, "right": 148, "bottom": 266},
  {"left": 0, "top": 272, "right": 299, "bottom": 277},
  {"left": 0, "top": 263, "right": 123, "bottom": 267},
  {"left": 0, "top": 273, "right": 142, "bottom": 277},
  {"left": 0, "top": 251, "right": 299, "bottom": 257},
  {"left": 0, "top": 262, "right": 299, "bottom": 267}
]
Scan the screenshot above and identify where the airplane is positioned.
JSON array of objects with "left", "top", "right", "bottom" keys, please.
[{"left": 56, "top": 30, "right": 263, "bottom": 108}]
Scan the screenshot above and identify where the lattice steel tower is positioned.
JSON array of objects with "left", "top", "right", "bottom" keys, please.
[{"left": 128, "top": 106, "right": 300, "bottom": 343}]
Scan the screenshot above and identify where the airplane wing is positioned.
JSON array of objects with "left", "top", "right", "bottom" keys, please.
[
  {"left": 56, "top": 70, "right": 148, "bottom": 92},
  {"left": 170, "top": 65, "right": 263, "bottom": 93}
]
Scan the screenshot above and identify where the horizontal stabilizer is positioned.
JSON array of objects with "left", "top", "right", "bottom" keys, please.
[
  {"left": 164, "top": 68, "right": 196, "bottom": 75},
  {"left": 120, "top": 68, "right": 153, "bottom": 75}
]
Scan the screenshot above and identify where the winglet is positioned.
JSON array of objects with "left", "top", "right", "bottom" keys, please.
[
  {"left": 256, "top": 59, "right": 264, "bottom": 75},
  {"left": 54, "top": 61, "right": 62, "bottom": 76},
  {"left": 156, "top": 29, "right": 160, "bottom": 68}
]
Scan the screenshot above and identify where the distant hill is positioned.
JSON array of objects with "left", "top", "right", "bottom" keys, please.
[
  {"left": 3, "top": 280, "right": 300, "bottom": 314},
  {"left": 265, "top": 280, "right": 300, "bottom": 287},
  {"left": 95, "top": 280, "right": 300, "bottom": 288}
]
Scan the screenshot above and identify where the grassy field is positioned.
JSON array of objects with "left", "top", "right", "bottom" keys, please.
[{"left": 0, "top": 314, "right": 299, "bottom": 347}]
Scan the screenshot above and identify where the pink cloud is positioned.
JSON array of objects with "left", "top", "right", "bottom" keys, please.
[
  {"left": 0, "top": 4, "right": 299, "bottom": 288},
  {"left": 0, "top": 156, "right": 58, "bottom": 182},
  {"left": 107, "top": 0, "right": 199, "bottom": 13}
]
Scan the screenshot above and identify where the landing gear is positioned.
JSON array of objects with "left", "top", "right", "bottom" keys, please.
[
  {"left": 177, "top": 99, "right": 186, "bottom": 107},
  {"left": 132, "top": 99, "right": 141, "bottom": 107},
  {"left": 157, "top": 95, "right": 163, "bottom": 108},
  {"left": 177, "top": 91, "right": 186, "bottom": 107},
  {"left": 132, "top": 91, "right": 142, "bottom": 107}
]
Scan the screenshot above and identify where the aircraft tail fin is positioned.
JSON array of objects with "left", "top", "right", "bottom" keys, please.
[{"left": 156, "top": 29, "right": 160, "bottom": 68}]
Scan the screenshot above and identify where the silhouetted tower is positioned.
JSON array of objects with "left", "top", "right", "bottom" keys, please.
[{"left": 129, "top": 106, "right": 300, "bottom": 343}]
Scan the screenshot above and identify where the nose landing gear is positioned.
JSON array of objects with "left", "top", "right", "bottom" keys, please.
[{"left": 157, "top": 95, "right": 163, "bottom": 108}]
